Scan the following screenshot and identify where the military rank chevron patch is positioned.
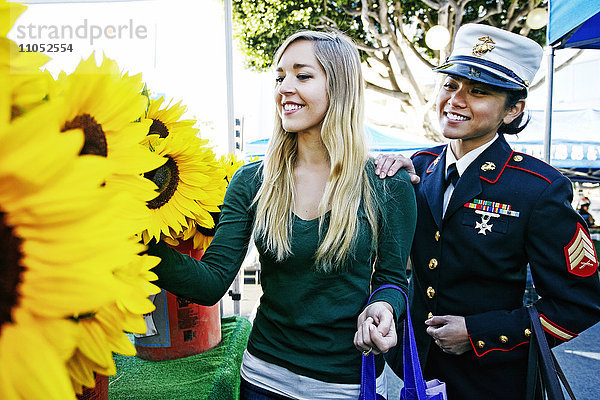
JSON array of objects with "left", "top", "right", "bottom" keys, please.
[{"left": 564, "top": 223, "right": 598, "bottom": 277}]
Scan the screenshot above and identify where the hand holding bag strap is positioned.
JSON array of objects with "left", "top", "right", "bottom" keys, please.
[
  {"left": 359, "top": 353, "right": 377, "bottom": 400},
  {"left": 526, "top": 306, "right": 576, "bottom": 400},
  {"left": 360, "top": 284, "right": 428, "bottom": 400}
]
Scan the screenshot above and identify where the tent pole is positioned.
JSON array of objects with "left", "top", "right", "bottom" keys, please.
[
  {"left": 223, "top": 0, "right": 242, "bottom": 316},
  {"left": 543, "top": 46, "right": 555, "bottom": 164},
  {"left": 224, "top": 0, "right": 235, "bottom": 154}
]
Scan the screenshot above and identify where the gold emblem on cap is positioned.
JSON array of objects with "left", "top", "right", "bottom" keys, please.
[
  {"left": 481, "top": 161, "right": 496, "bottom": 171},
  {"left": 513, "top": 155, "right": 523, "bottom": 162},
  {"left": 472, "top": 36, "right": 495, "bottom": 56}
]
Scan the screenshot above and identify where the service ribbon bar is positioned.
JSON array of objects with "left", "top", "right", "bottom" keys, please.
[{"left": 465, "top": 199, "right": 520, "bottom": 217}]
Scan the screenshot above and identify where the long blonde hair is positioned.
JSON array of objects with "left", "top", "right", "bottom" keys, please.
[{"left": 253, "top": 30, "right": 377, "bottom": 272}]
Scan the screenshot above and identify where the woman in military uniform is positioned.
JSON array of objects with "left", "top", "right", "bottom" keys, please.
[{"left": 372, "top": 24, "right": 600, "bottom": 399}]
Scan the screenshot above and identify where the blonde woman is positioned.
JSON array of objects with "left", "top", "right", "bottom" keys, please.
[{"left": 148, "top": 30, "right": 416, "bottom": 399}]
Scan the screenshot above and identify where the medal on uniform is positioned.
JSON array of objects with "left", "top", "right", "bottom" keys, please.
[
  {"left": 475, "top": 210, "right": 498, "bottom": 235},
  {"left": 465, "top": 199, "right": 520, "bottom": 235}
]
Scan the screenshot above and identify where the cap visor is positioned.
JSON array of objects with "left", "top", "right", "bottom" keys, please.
[{"left": 434, "top": 63, "right": 524, "bottom": 90}]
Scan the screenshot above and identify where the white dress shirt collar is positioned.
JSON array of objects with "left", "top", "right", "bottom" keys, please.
[{"left": 445, "top": 133, "right": 499, "bottom": 177}]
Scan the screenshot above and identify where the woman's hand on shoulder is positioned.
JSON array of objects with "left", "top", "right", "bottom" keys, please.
[
  {"left": 354, "top": 301, "right": 397, "bottom": 355},
  {"left": 374, "top": 154, "right": 420, "bottom": 183}
]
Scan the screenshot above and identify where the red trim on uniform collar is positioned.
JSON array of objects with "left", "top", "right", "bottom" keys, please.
[
  {"left": 479, "top": 150, "right": 513, "bottom": 184},
  {"left": 414, "top": 150, "right": 440, "bottom": 158},
  {"left": 413, "top": 150, "right": 442, "bottom": 174}
]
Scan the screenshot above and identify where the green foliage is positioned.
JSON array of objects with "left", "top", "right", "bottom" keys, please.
[
  {"left": 232, "top": 0, "right": 368, "bottom": 71},
  {"left": 233, "top": 0, "right": 547, "bottom": 72}
]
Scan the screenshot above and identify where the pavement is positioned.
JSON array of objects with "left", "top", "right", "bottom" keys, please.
[{"left": 220, "top": 276, "right": 262, "bottom": 322}]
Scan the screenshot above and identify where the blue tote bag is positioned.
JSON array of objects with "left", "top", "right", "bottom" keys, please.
[{"left": 359, "top": 284, "right": 447, "bottom": 400}]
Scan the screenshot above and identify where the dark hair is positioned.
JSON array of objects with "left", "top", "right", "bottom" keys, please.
[{"left": 498, "top": 88, "right": 529, "bottom": 135}]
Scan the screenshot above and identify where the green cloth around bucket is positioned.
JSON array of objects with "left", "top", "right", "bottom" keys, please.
[{"left": 109, "top": 316, "right": 252, "bottom": 400}]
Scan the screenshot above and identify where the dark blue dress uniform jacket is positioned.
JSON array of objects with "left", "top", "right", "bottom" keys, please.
[{"left": 387, "top": 135, "right": 600, "bottom": 400}]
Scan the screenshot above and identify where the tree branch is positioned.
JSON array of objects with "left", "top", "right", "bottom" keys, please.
[
  {"left": 316, "top": 15, "right": 339, "bottom": 30},
  {"left": 472, "top": 1, "right": 504, "bottom": 24},
  {"left": 529, "top": 50, "right": 584, "bottom": 91},
  {"left": 398, "top": 28, "right": 436, "bottom": 68},
  {"left": 341, "top": 5, "right": 360, "bottom": 17},
  {"left": 421, "top": 0, "right": 442, "bottom": 10},
  {"left": 354, "top": 41, "right": 388, "bottom": 53},
  {"left": 365, "top": 80, "right": 410, "bottom": 100},
  {"left": 381, "top": 49, "right": 401, "bottom": 91}
]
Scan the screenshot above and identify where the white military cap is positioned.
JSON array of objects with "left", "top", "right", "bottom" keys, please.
[{"left": 434, "top": 24, "right": 543, "bottom": 90}]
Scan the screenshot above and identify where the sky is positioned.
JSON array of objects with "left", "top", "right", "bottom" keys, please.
[{"left": 8, "top": 0, "right": 272, "bottom": 155}]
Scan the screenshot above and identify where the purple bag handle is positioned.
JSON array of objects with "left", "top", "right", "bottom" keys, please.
[{"left": 359, "top": 284, "right": 428, "bottom": 400}]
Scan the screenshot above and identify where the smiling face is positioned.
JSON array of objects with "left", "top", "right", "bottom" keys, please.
[
  {"left": 274, "top": 40, "right": 329, "bottom": 136},
  {"left": 437, "top": 75, "right": 524, "bottom": 154}
]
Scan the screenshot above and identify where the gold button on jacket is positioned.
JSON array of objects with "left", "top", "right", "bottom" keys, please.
[
  {"left": 429, "top": 258, "right": 438, "bottom": 269},
  {"left": 434, "top": 231, "right": 440, "bottom": 241},
  {"left": 524, "top": 329, "right": 531, "bottom": 337},
  {"left": 477, "top": 340, "right": 485, "bottom": 348},
  {"left": 500, "top": 335, "right": 508, "bottom": 344},
  {"left": 426, "top": 286, "right": 435, "bottom": 298}
]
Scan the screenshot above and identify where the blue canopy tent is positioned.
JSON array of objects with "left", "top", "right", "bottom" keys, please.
[
  {"left": 548, "top": 0, "right": 600, "bottom": 49},
  {"left": 508, "top": 108, "right": 600, "bottom": 182},
  {"left": 244, "top": 126, "right": 435, "bottom": 159},
  {"left": 364, "top": 126, "right": 435, "bottom": 155},
  {"left": 544, "top": 1, "right": 600, "bottom": 172}
]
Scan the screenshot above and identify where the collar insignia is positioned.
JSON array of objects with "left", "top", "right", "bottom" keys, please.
[
  {"left": 481, "top": 161, "right": 496, "bottom": 171},
  {"left": 472, "top": 36, "right": 495, "bottom": 56}
]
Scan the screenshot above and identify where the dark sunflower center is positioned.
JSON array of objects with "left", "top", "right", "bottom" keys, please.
[
  {"left": 62, "top": 113, "right": 108, "bottom": 157},
  {"left": 196, "top": 211, "right": 221, "bottom": 237},
  {"left": 145, "top": 157, "right": 179, "bottom": 209},
  {"left": 0, "top": 211, "right": 24, "bottom": 332},
  {"left": 11, "top": 105, "right": 24, "bottom": 120},
  {"left": 149, "top": 119, "right": 169, "bottom": 138}
]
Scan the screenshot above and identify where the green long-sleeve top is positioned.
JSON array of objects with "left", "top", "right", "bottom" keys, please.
[{"left": 147, "top": 160, "right": 417, "bottom": 384}]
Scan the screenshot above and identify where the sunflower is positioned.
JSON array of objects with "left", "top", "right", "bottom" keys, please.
[
  {"left": 140, "top": 133, "right": 226, "bottom": 245},
  {"left": 0, "top": 101, "right": 145, "bottom": 399},
  {"left": 51, "top": 55, "right": 168, "bottom": 392},
  {"left": 0, "top": 37, "right": 52, "bottom": 123},
  {"left": 164, "top": 153, "right": 249, "bottom": 251},
  {"left": 164, "top": 216, "right": 216, "bottom": 252},
  {"left": 146, "top": 96, "right": 198, "bottom": 139},
  {"left": 1, "top": 1, "right": 52, "bottom": 122},
  {"left": 55, "top": 54, "right": 165, "bottom": 208},
  {"left": 0, "top": 0, "right": 25, "bottom": 38},
  {"left": 66, "top": 252, "right": 161, "bottom": 393}
]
